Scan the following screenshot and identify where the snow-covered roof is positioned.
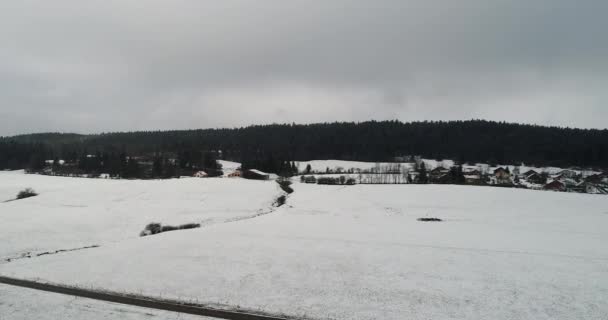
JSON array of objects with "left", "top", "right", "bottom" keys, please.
[{"left": 248, "top": 169, "right": 269, "bottom": 176}]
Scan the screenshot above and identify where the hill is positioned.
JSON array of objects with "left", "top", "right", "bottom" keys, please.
[{"left": 1, "top": 120, "right": 607, "bottom": 170}]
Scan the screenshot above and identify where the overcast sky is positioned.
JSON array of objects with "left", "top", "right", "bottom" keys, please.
[{"left": 1, "top": 0, "right": 607, "bottom": 136}]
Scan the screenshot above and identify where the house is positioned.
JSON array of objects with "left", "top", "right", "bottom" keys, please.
[
  {"left": 464, "top": 174, "right": 482, "bottom": 185},
  {"left": 227, "top": 170, "right": 242, "bottom": 178},
  {"left": 544, "top": 180, "right": 566, "bottom": 191},
  {"left": 434, "top": 173, "right": 452, "bottom": 184},
  {"left": 193, "top": 171, "right": 208, "bottom": 178},
  {"left": 563, "top": 178, "right": 582, "bottom": 192},
  {"left": 494, "top": 167, "right": 510, "bottom": 177},
  {"left": 525, "top": 172, "right": 545, "bottom": 185},
  {"left": 522, "top": 169, "right": 539, "bottom": 177},
  {"left": 585, "top": 174, "right": 604, "bottom": 184},
  {"left": 407, "top": 171, "right": 420, "bottom": 183},
  {"left": 557, "top": 169, "right": 578, "bottom": 179},
  {"left": 512, "top": 166, "right": 521, "bottom": 177},
  {"left": 494, "top": 167, "right": 511, "bottom": 184},
  {"left": 243, "top": 169, "right": 270, "bottom": 180},
  {"left": 463, "top": 168, "right": 481, "bottom": 176},
  {"left": 429, "top": 167, "right": 450, "bottom": 181},
  {"left": 583, "top": 182, "right": 608, "bottom": 194}
]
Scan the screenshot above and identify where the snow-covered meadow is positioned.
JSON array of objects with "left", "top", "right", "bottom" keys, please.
[
  {"left": 0, "top": 170, "right": 281, "bottom": 260},
  {"left": 0, "top": 285, "right": 209, "bottom": 320},
  {"left": 1, "top": 170, "right": 608, "bottom": 319}
]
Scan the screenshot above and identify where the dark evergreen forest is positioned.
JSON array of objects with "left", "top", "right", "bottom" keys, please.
[{"left": 1, "top": 120, "right": 607, "bottom": 173}]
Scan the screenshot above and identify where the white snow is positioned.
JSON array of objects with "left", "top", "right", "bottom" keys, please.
[
  {"left": 0, "top": 285, "right": 209, "bottom": 320},
  {"left": 0, "top": 170, "right": 281, "bottom": 260},
  {"left": 218, "top": 160, "right": 241, "bottom": 177},
  {"left": 2, "top": 172, "right": 607, "bottom": 319}
]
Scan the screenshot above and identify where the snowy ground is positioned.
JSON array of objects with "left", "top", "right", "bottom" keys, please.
[
  {"left": 0, "top": 285, "right": 208, "bottom": 320},
  {"left": 218, "top": 160, "right": 241, "bottom": 176},
  {"left": 0, "top": 171, "right": 281, "bottom": 260},
  {"left": 1, "top": 171, "right": 608, "bottom": 319}
]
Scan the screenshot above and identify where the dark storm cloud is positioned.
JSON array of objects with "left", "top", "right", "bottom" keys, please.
[{"left": 1, "top": 0, "right": 607, "bottom": 135}]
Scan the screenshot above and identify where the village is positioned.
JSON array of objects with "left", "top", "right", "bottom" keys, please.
[
  {"left": 298, "top": 161, "right": 608, "bottom": 194},
  {"left": 34, "top": 155, "right": 608, "bottom": 195}
]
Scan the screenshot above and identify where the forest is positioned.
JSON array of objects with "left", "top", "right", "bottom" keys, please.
[{"left": 1, "top": 120, "right": 607, "bottom": 175}]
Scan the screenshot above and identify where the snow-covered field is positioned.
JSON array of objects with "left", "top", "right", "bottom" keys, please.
[
  {"left": 1, "top": 170, "right": 608, "bottom": 319},
  {"left": 0, "top": 285, "right": 209, "bottom": 320},
  {"left": 0, "top": 171, "right": 281, "bottom": 260}
]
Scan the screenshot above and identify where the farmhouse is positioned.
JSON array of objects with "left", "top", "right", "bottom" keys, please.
[
  {"left": 494, "top": 167, "right": 511, "bottom": 184},
  {"left": 525, "top": 172, "right": 545, "bottom": 185},
  {"left": 463, "top": 169, "right": 481, "bottom": 176},
  {"left": 243, "top": 169, "right": 270, "bottom": 180},
  {"left": 522, "top": 169, "right": 539, "bottom": 177},
  {"left": 429, "top": 167, "right": 450, "bottom": 182},
  {"left": 194, "top": 171, "right": 208, "bottom": 178},
  {"left": 585, "top": 174, "right": 604, "bottom": 184},
  {"left": 544, "top": 180, "right": 566, "bottom": 191},
  {"left": 583, "top": 182, "right": 608, "bottom": 194},
  {"left": 557, "top": 169, "right": 578, "bottom": 179},
  {"left": 227, "top": 170, "right": 242, "bottom": 178},
  {"left": 464, "top": 174, "right": 482, "bottom": 185}
]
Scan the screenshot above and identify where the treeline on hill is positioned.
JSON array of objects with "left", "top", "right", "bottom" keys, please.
[{"left": 1, "top": 120, "right": 607, "bottom": 175}]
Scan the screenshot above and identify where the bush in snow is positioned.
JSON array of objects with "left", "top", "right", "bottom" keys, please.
[
  {"left": 304, "top": 176, "right": 317, "bottom": 184},
  {"left": 16, "top": 188, "right": 38, "bottom": 200},
  {"left": 179, "top": 223, "right": 201, "bottom": 230},
  {"left": 140, "top": 222, "right": 201, "bottom": 237},
  {"left": 275, "top": 195, "right": 287, "bottom": 207},
  {"left": 140, "top": 223, "right": 162, "bottom": 236},
  {"left": 160, "top": 225, "right": 178, "bottom": 232},
  {"left": 417, "top": 218, "right": 443, "bottom": 222},
  {"left": 277, "top": 178, "right": 294, "bottom": 194},
  {"left": 317, "top": 177, "right": 339, "bottom": 185}
]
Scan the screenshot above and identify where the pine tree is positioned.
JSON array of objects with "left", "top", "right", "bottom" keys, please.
[{"left": 419, "top": 162, "right": 428, "bottom": 184}]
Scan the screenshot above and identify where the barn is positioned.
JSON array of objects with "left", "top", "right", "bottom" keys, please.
[{"left": 243, "top": 169, "right": 270, "bottom": 180}]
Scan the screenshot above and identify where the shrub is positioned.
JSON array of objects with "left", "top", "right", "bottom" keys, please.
[
  {"left": 276, "top": 195, "right": 286, "bottom": 207},
  {"left": 140, "top": 222, "right": 200, "bottom": 236},
  {"left": 140, "top": 223, "right": 162, "bottom": 236},
  {"left": 317, "top": 177, "right": 339, "bottom": 185},
  {"left": 160, "top": 225, "right": 178, "bottom": 232},
  {"left": 16, "top": 188, "right": 38, "bottom": 200},
  {"left": 179, "top": 223, "right": 201, "bottom": 230},
  {"left": 304, "top": 176, "right": 317, "bottom": 184},
  {"left": 277, "top": 179, "right": 294, "bottom": 194},
  {"left": 417, "top": 218, "right": 443, "bottom": 222}
]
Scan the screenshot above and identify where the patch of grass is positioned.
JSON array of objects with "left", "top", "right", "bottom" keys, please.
[
  {"left": 417, "top": 217, "right": 443, "bottom": 222},
  {"left": 16, "top": 188, "right": 38, "bottom": 200}
]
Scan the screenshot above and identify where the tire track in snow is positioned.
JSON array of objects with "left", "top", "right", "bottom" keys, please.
[{"left": 1, "top": 245, "right": 100, "bottom": 264}]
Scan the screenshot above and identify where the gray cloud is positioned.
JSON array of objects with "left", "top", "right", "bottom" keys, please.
[{"left": 1, "top": 0, "right": 607, "bottom": 135}]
